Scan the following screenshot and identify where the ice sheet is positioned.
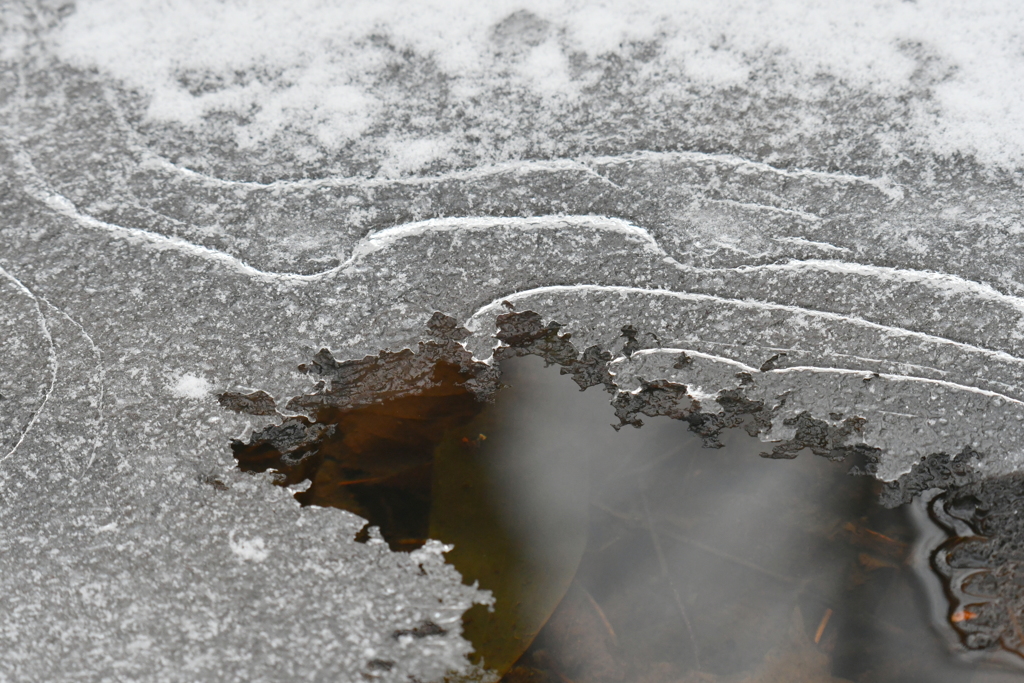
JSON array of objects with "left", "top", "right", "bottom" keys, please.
[{"left": 3, "top": 1, "right": 1024, "bottom": 679}]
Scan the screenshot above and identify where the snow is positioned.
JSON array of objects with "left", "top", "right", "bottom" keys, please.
[
  {"left": 52, "top": 0, "right": 1024, "bottom": 170},
  {"left": 169, "top": 373, "right": 213, "bottom": 400},
  {"left": 228, "top": 532, "right": 269, "bottom": 562}
]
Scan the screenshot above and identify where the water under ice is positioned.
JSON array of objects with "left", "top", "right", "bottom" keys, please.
[{"left": 231, "top": 352, "right": 1024, "bottom": 681}]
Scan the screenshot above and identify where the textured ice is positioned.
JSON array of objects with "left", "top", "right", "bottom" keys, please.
[{"left": 3, "top": 0, "right": 1024, "bottom": 680}]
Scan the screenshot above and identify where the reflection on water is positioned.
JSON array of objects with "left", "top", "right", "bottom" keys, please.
[
  {"left": 454, "top": 356, "right": 1024, "bottom": 683},
  {"left": 233, "top": 352, "right": 1024, "bottom": 682}
]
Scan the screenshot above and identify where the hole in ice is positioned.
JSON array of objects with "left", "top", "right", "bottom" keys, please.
[
  {"left": 233, "top": 356, "right": 480, "bottom": 552},
  {"left": 226, "top": 329, "right": 1024, "bottom": 682}
]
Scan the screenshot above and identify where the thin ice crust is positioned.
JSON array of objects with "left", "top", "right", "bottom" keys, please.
[{"left": 5, "top": 1, "right": 1024, "bottom": 679}]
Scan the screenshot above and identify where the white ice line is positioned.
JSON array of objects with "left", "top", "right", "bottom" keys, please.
[
  {"left": 467, "top": 285, "right": 1024, "bottom": 371},
  {"left": 737, "top": 259, "right": 1024, "bottom": 312},
  {"left": 15, "top": 153, "right": 663, "bottom": 283},
  {"left": 38, "top": 298, "right": 106, "bottom": 470},
  {"left": 14, "top": 149, "right": 1024, "bottom": 365},
  {"left": 38, "top": 181, "right": 1020, "bottom": 329},
  {"left": 658, "top": 339, "right": 959, "bottom": 382},
  {"left": 673, "top": 339, "right": 807, "bottom": 355},
  {"left": 139, "top": 152, "right": 614, "bottom": 192},
  {"left": 879, "top": 411, "right": 921, "bottom": 419},
  {"left": 584, "top": 150, "right": 906, "bottom": 202},
  {"left": 41, "top": 178, "right": 1021, "bottom": 326},
  {"left": 708, "top": 200, "right": 821, "bottom": 224},
  {"left": 695, "top": 341, "right": 950, "bottom": 378},
  {"left": 347, "top": 215, "right": 662, "bottom": 263},
  {"left": 771, "top": 366, "right": 1024, "bottom": 406},
  {"left": 19, "top": 168, "right": 1024, "bottom": 380},
  {"left": 129, "top": 137, "right": 901, "bottom": 204},
  {"left": 830, "top": 354, "right": 948, "bottom": 379},
  {"left": 613, "top": 347, "right": 760, "bottom": 374},
  {"left": 770, "top": 236, "right": 848, "bottom": 252},
  {"left": 586, "top": 346, "right": 1021, "bottom": 404},
  {"left": 568, "top": 342, "right": 1022, "bottom": 408},
  {"left": 16, "top": 139, "right": 1023, "bottom": 320},
  {"left": 10, "top": 149, "right": 317, "bottom": 283},
  {"left": 699, "top": 342, "right": 951, "bottom": 379},
  {"left": 0, "top": 267, "right": 58, "bottom": 465},
  {"left": 68, "top": 88, "right": 904, "bottom": 200}
]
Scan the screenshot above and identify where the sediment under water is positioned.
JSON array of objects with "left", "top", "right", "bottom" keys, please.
[{"left": 233, "top": 353, "right": 1024, "bottom": 682}]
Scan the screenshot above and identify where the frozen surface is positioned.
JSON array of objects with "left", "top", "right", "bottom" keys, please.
[{"left": 3, "top": 0, "right": 1024, "bottom": 680}]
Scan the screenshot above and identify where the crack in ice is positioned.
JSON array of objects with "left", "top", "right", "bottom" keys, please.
[
  {"left": 704, "top": 200, "right": 822, "bottom": 224},
  {"left": 140, "top": 151, "right": 619, "bottom": 192},
  {"left": 740, "top": 259, "right": 1024, "bottom": 314},
  {"left": 8, "top": 147, "right": 322, "bottom": 283},
  {"left": 583, "top": 150, "right": 906, "bottom": 202},
  {"left": 772, "top": 366, "right": 1024, "bottom": 406},
  {"left": 135, "top": 140, "right": 904, "bottom": 205},
  {"left": 770, "top": 236, "right": 848, "bottom": 252},
  {"left": 37, "top": 298, "right": 106, "bottom": 470},
  {"left": 0, "top": 266, "right": 57, "bottom": 466},
  {"left": 615, "top": 349, "right": 1021, "bottom": 408},
  {"left": 624, "top": 348, "right": 759, "bottom": 372},
  {"left": 22, "top": 154, "right": 1017, "bottom": 323}
]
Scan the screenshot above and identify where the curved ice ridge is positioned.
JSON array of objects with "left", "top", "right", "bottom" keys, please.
[
  {"left": 348, "top": 215, "right": 663, "bottom": 264},
  {"left": 142, "top": 152, "right": 614, "bottom": 192},
  {"left": 146, "top": 148, "right": 904, "bottom": 201},
  {"left": 15, "top": 134, "right": 1024, "bottom": 478},
  {"left": 16, "top": 147, "right": 1024, "bottom": 344},
  {"left": 743, "top": 260, "right": 1024, "bottom": 315},
  {"left": 615, "top": 348, "right": 1023, "bottom": 409},
  {"left": 13, "top": 149, "right": 656, "bottom": 282},
  {"left": 18, "top": 150, "right": 1024, "bottom": 376},
  {"left": 38, "top": 298, "right": 106, "bottom": 470},
  {"left": 468, "top": 285, "right": 1024, "bottom": 374},
  {"left": 0, "top": 266, "right": 57, "bottom": 464}
]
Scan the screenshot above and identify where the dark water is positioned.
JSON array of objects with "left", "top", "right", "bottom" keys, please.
[{"left": 234, "top": 354, "right": 1024, "bottom": 682}]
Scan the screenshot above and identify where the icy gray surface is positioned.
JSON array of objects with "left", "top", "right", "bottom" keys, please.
[{"left": 3, "top": 1, "right": 1024, "bottom": 680}]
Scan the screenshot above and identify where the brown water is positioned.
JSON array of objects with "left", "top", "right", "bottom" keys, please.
[{"left": 233, "top": 353, "right": 1024, "bottom": 682}]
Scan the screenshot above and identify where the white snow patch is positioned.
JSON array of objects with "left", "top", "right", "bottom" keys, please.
[
  {"left": 379, "top": 136, "right": 456, "bottom": 178},
  {"left": 169, "top": 373, "right": 213, "bottom": 400},
  {"left": 229, "top": 532, "right": 269, "bottom": 562}
]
